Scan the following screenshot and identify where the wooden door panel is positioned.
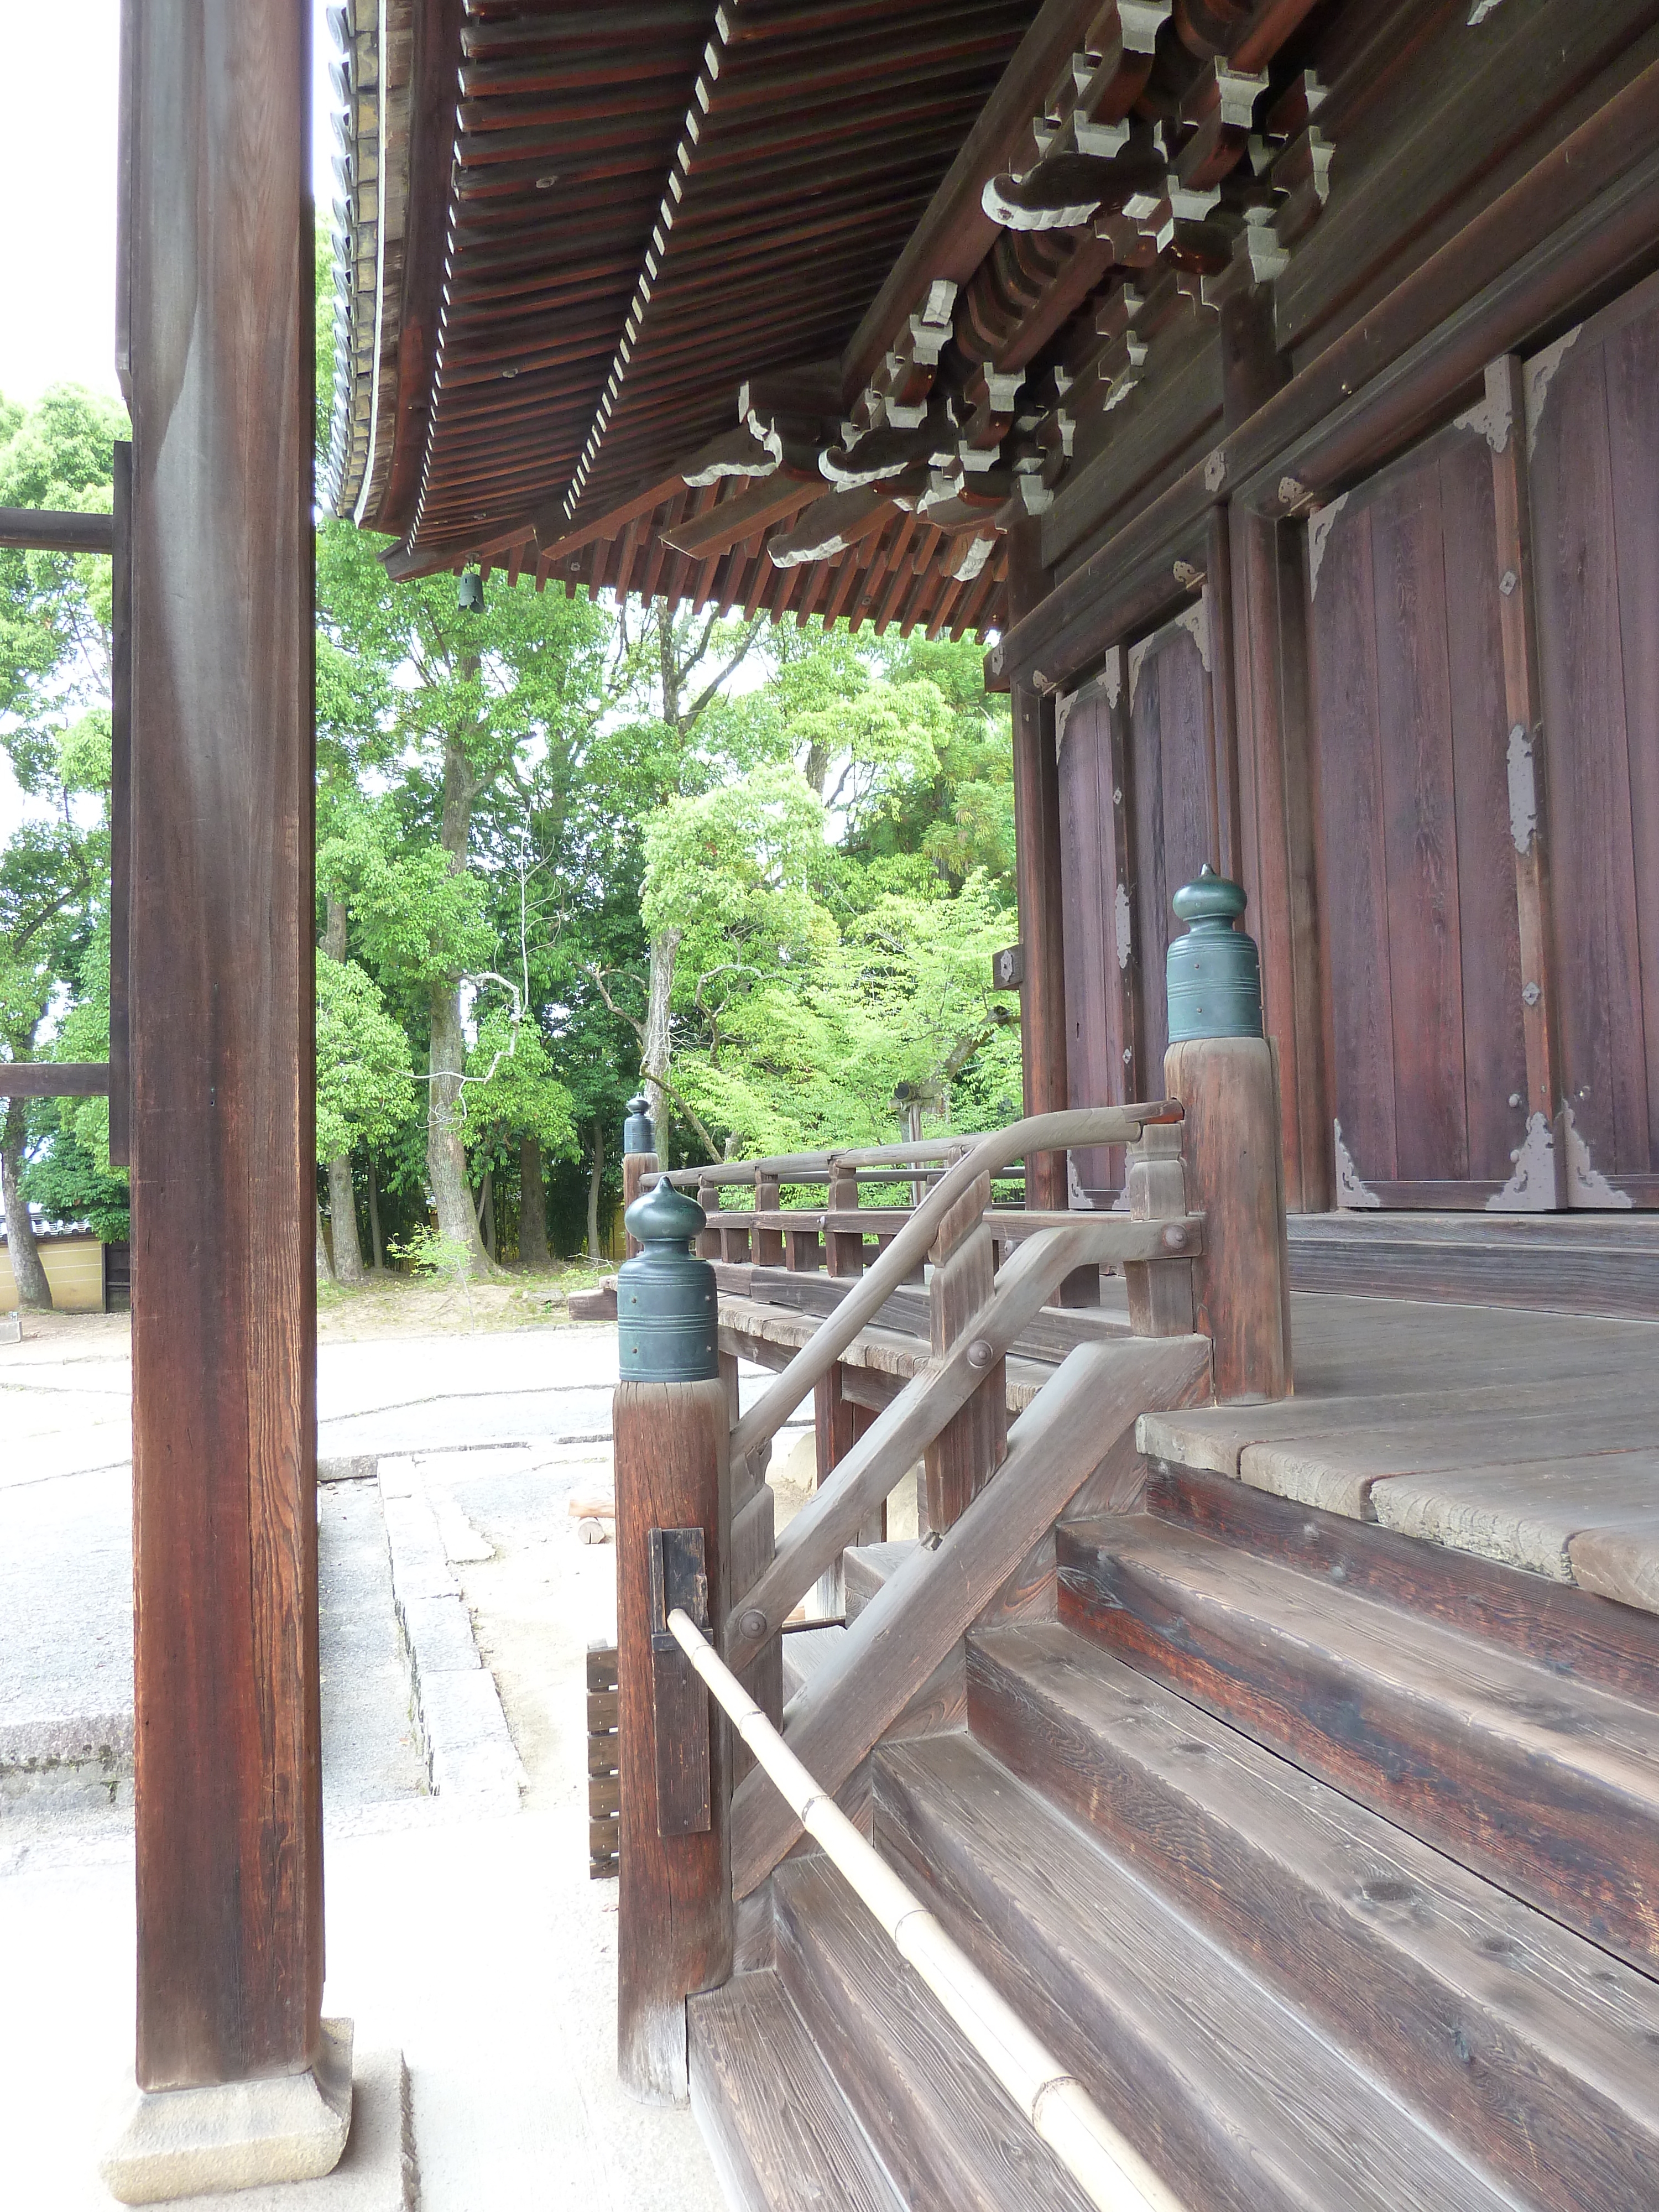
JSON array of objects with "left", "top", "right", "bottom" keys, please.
[
  {"left": 1528, "top": 285, "right": 1659, "bottom": 1201},
  {"left": 1370, "top": 460, "right": 1468, "bottom": 1182},
  {"left": 1310, "top": 427, "right": 1528, "bottom": 1206},
  {"left": 1310, "top": 494, "right": 1399, "bottom": 1184}
]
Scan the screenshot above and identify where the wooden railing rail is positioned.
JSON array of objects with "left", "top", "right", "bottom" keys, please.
[
  {"left": 718, "top": 1104, "right": 1181, "bottom": 1475},
  {"left": 669, "top": 1603, "right": 1191, "bottom": 2212},
  {"left": 721, "top": 1214, "right": 1199, "bottom": 1673}
]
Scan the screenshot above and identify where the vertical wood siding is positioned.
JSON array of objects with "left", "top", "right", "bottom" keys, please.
[
  {"left": 1309, "top": 429, "right": 1527, "bottom": 1203},
  {"left": 1529, "top": 275, "right": 1659, "bottom": 1202}
]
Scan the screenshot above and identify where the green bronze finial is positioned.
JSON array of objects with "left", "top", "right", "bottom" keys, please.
[
  {"left": 1166, "top": 865, "right": 1262, "bottom": 1042},
  {"left": 622, "top": 1090, "right": 656, "bottom": 1157},
  {"left": 617, "top": 1181, "right": 718, "bottom": 1380}
]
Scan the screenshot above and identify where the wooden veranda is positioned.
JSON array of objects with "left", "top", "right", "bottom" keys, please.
[{"left": 5, "top": 1, "right": 1659, "bottom": 2205}]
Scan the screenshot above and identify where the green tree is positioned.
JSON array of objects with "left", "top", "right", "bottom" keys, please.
[
  {"left": 0, "top": 386, "right": 125, "bottom": 1304},
  {"left": 315, "top": 520, "right": 612, "bottom": 1273},
  {"left": 315, "top": 947, "right": 415, "bottom": 1280}
]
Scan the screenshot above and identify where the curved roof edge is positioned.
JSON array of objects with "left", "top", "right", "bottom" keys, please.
[{"left": 320, "top": 0, "right": 414, "bottom": 527}]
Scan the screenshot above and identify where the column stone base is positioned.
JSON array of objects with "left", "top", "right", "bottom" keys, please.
[{"left": 101, "top": 2019, "right": 353, "bottom": 2206}]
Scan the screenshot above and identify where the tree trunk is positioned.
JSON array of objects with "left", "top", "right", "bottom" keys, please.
[
  {"left": 315, "top": 1194, "right": 333, "bottom": 1284},
  {"left": 479, "top": 1166, "right": 497, "bottom": 1261},
  {"left": 327, "top": 1154, "right": 364, "bottom": 1284},
  {"left": 367, "top": 1154, "right": 383, "bottom": 1271},
  {"left": 519, "top": 1132, "right": 549, "bottom": 1267},
  {"left": 1, "top": 1099, "right": 53, "bottom": 1310},
  {"left": 428, "top": 979, "right": 489, "bottom": 1269},
  {"left": 428, "top": 714, "right": 493, "bottom": 1274},
  {"left": 321, "top": 896, "right": 367, "bottom": 1282},
  {"left": 643, "top": 925, "right": 682, "bottom": 1145},
  {"left": 587, "top": 1116, "right": 604, "bottom": 1260}
]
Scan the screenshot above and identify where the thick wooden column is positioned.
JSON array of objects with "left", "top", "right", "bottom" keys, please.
[
  {"left": 1229, "top": 507, "right": 1331, "bottom": 1213},
  {"left": 125, "top": 0, "right": 320, "bottom": 2094},
  {"left": 1008, "top": 525, "right": 1068, "bottom": 1209}
]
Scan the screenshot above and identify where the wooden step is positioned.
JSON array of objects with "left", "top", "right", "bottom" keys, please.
[
  {"left": 1145, "top": 1459, "right": 1659, "bottom": 1705},
  {"left": 781, "top": 1624, "right": 845, "bottom": 1703},
  {"left": 773, "top": 1856, "right": 1097, "bottom": 2212},
  {"left": 968, "top": 1619, "right": 1659, "bottom": 2212},
  {"left": 1057, "top": 1514, "right": 1659, "bottom": 1974},
  {"left": 870, "top": 1733, "right": 1520, "bottom": 2212},
  {"left": 844, "top": 1540, "right": 916, "bottom": 1621},
  {"left": 688, "top": 1967, "right": 905, "bottom": 2212}
]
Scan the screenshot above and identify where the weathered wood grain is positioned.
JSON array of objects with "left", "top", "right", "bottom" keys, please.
[
  {"left": 1147, "top": 1460, "right": 1659, "bottom": 1703},
  {"left": 1011, "top": 676, "right": 1068, "bottom": 1210},
  {"left": 731, "top": 1335, "right": 1210, "bottom": 1896},
  {"left": 774, "top": 1856, "right": 1096, "bottom": 2212},
  {"left": 1058, "top": 1515, "right": 1659, "bottom": 1974},
  {"left": 1568, "top": 1522, "right": 1659, "bottom": 1616},
  {"left": 615, "top": 1377, "right": 732, "bottom": 2101},
  {"left": 874, "top": 1732, "right": 1521, "bottom": 2212},
  {"left": 923, "top": 1178, "right": 1004, "bottom": 1533},
  {"left": 1370, "top": 1453, "right": 1659, "bottom": 1580},
  {"left": 968, "top": 1621, "right": 1659, "bottom": 2212},
  {"left": 687, "top": 1970, "right": 904, "bottom": 2212},
  {"left": 127, "top": 0, "right": 320, "bottom": 2095},
  {"left": 1164, "top": 1036, "right": 1290, "bottom": 1401}
]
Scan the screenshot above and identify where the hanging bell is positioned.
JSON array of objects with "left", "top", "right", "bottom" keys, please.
[
  {"left": 622, "top": 1091, "right": 656, "bottom": 1158},
  {"left": 616, "top": 1181, "right": 718, "bottom": 1381},
  {"left": 1165, "top": 865, "right": 1263, "bottom": 1042},
  {"left": 457, "top": 568, "right": 485, "bottom": 612}
]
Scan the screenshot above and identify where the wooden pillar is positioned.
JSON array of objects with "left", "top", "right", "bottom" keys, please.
[
  {"left": 1229, "top": 507, "right": 1331, "bottom": 1213},
  {"left": 1164, "top": 1038, "right": 1292, "bottom": 1402},
  {"left": 815, "top": 1163, "right": 880, "bottom": 1606},
  {"left": 1008, "top": 520, "right": 1068, "bottom": 1209},
  {"left": 615, "top": 1377, "right": 732, "bottom": 2103},
  {"left": 122, "top": 0, "right": 324, "bottom": 2113}
]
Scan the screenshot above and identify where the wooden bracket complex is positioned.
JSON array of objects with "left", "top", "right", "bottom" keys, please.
[{"left": 648, "top": 1527, "right": 712, "bottom": 1837}]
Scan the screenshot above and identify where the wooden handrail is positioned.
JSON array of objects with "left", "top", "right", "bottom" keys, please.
[
  {"left": 724, "top": 1219, "right": 1160, "bottom": 1671},
  {"left": 669, "top": 1604, "right": 1190, "bottom": 2212},
  {"left": 726, "top": 1103, "right": 1180, "bottom": 1472}
]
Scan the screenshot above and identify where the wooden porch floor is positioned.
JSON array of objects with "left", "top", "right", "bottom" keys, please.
[{"left": 1143, "top": 1291, "right": 1659, "bottom": 1616}]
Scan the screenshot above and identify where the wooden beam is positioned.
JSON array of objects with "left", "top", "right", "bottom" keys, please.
[
  {"left": 0, "top": 507, "right": 115, "bottom": 554},
  {"left": 997, "top": 58, "right": 1659, "bottom": 695},
  {"left": 0, "top": 1063, "right": 111, "bottom": 1098},
  {"left": 841, "top": 0, "right": 1103, "bottom": 403},
  {"left": 125, "top": 0, "right": 321, "bottom": 2097},
  {"left": 659, "top": 474, "right": 817, "bottom": 562}
]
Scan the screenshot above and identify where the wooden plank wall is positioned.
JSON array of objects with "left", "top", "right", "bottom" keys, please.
[
  {"left": 1528, "top": 270, "right": 1659, "bottom": 1206},
  {"left": 1306, "top": 426, "right": 1528, "bottom": 1207}
]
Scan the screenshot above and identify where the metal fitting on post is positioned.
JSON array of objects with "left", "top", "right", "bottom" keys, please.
[
  {"left": 617, "top": 1181, "right": 719, "bottom": 1381},
  {"left": 1165, "top": 866, "right": 1263, "bottom": 1042}
]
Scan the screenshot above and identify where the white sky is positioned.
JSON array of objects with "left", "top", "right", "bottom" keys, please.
[{"left": 0, "top": 1, "right": 337, "bottom": 839}]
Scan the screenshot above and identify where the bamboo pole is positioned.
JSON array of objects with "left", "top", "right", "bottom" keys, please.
[{"left": 667, "top": 1609, "right": 1190, "bottom": 2212}]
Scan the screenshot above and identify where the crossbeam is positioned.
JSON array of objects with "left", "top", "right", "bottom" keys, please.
[
  {"left": 0, "top": 1063, "right": 112, "bottom": 1097},
  {"left": 0, "top": 507, "right": 115, "bottom": 554}
]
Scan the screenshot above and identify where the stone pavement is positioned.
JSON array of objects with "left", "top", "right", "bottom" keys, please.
[{"left": 0, "top": 1312, "right": 813, "bottom": 2210}]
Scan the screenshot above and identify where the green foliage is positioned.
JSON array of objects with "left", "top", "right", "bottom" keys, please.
[
  {"left": 665, "top": 870, "right": 1021, "bottom": 1159},
  {"left": 459, "top": 1007, "right": 578, "bottom": 1161},
  {"left": 22, "top": 1125, "right": 129, "bottom": 1242},
  {"left": 315, "top": 953, "right": 416, "bottom": 1164}
]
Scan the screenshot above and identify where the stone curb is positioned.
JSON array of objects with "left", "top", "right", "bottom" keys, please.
[{"left": 378, "top": 1457, "right": 526, "bottom": 1811}]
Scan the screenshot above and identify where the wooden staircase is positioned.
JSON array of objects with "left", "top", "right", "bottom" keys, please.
[{"left": 690, "top": 1478, "right": 1659, "bottom": 2211}]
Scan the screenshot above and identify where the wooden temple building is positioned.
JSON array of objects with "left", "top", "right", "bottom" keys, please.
[{"left": 4, "top": 0, "right": 1656, "bottom": 2204}]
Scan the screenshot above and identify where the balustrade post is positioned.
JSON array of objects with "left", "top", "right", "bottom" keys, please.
[
  {"left": 621, "top": 1091, "right": 658, "bottom": 1260},
  {"left": 753, "top": 1170, "right": 784, "bottom": 1269},
  {"left": 815, "top": 1162, "right": 880, "bottom": 1608},
  {"left": 613, "top": 1182, "right": 732, "bottom": 2103},
  {"left": 1162, "top": 871, "right": 1292, "bottom": 1402},
  {"left": 923, "top": 1150, "right": 1008, "bottom": 1532}
]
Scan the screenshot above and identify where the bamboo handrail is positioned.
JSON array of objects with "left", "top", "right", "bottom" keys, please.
[
  {"left": 725, "top": 1104, "right": 1180, "bottom": 1470},
  {"left": 668, "top": 1606, "right": 1189, "bottom": 2212}
]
